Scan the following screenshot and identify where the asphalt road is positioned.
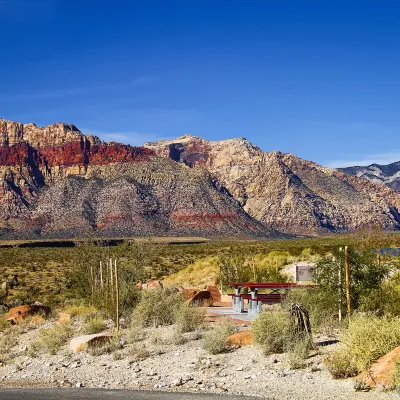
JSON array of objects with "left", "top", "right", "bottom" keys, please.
[{"left": 0, "top": 389, "right": 261, "bottom": 400}]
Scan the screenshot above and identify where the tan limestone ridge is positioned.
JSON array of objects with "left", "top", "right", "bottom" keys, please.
[{"left": 144, "top": 135, "right": 400, "bottom": 235}]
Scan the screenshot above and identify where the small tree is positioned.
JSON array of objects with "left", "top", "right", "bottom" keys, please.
[{"left": 314, "top": 247, "right": 390, "bottom": 314}]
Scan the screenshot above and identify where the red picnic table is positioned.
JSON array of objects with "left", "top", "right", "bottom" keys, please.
[{"left": 228, "top": 282, "right": 317, "bottom": 316}]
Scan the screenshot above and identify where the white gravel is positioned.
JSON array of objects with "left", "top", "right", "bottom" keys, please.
[{"left": 0, "top": 323, "right": 398, "bottom": 400}]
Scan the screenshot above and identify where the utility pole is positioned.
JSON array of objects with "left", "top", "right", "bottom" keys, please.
[{"left": 345, "top": 246, "right": 351, "bottom": 317}]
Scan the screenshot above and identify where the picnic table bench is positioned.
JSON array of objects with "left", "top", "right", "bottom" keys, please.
[{"left": 229, "top": 282, "right": 316, "bottom": 317}]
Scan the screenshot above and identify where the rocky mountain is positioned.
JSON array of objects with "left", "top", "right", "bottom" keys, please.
[
  {"left": 144, "top": 135, "right": 400, "bottom": 235},
  {"left": 2, "top": 117, "right": 400, "bottom": 239},
  {"left": 0, "top": 118, "right": 278, "bottom": 239},
  {"left": 340, "top": 162, "right": 400, "bottom": 191}
]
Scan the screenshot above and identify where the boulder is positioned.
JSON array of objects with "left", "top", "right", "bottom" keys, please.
[
  {"left": 187, "top": 290, "right": 212, "bottom": 306},
  {"left": 5, "top": 304, "right": 51, "bottom": 325},
  {"left": 356, "top": 346, "right": 400, "bottom": 388},
  {"left": 227, "top": 331, "right": 254, "bottom": 346},
  {"left": 69, "top": 332, "right": 113, "bottom": 353},
  {"left": 138, "top": 280, "right": 164, "bottom": 290}
]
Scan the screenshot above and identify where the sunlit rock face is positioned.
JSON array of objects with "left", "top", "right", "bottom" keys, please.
[
  {"left": 0, "top": 119, "right": 278, "bottom": 239},
  {"left": 145, "top": 135, "right": 400, "bottom": 235}
]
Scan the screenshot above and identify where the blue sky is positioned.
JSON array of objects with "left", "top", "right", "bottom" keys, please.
[{"left": 1, "top": 0, "right": 400, "bottom": 167}]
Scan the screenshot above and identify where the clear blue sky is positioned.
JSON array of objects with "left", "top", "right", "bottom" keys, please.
[{"left": 1, "top": 0, "right": 400, "bottom": 167}]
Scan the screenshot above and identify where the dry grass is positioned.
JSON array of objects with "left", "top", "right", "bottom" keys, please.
[
  {"left": 83, "top": 313, "right": 106, "bottom": 334},
  {"left": 325, "top": 314, "right": 400, "bottom": 378},
  {"left": 29, "top": 323, "right": 73, "bottom": 355},
  {"left": 202, "top": 317, "right": 237, "bottom": 355},
  {"left": 163, "top": 257, "right": 220, "bottom": 288},
  {"left": 63, "top": 304, "right": 97, "bottom": 318}
]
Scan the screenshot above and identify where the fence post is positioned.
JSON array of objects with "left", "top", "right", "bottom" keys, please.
[
  {"left": 345, "top": 246, "right": 351, "bottom": 317},
  {"left": 114, "top": 259, "right": 119, "bottom": 331}
]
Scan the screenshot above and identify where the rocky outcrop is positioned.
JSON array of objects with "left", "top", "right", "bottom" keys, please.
[
  {"left": 2, "top": 117, "right": 400, "bottom": 238},
  {"left": 0, "top": 119, "right": 279, "bottom": 239},
  {"left": 145, "top": 135, "right": 400, "bottom": 235},
  {"left": 341, "top": 161, "right": 400, "bottom": 191}
]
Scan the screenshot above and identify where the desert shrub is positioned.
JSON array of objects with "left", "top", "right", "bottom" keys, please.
[
  {"left": 130, "top": 343, "right": 150, "bottom": 360},
  {"left": 131, "top": 287, "right": 184, "bottom": 327},
  {"left": 31, "top": 323, "right": 73, "bottom": 355},
  {"left": 359, "top": 272, "right": 400, "bottom": 316},
  {"left": 284, "top": 288, "right": 338, "bottom": 333},
  {"left": 69, "top": 241, "right": 150, "bottom": 321},
  {"left": 0, "top": 327, "right": 19, "bottom": 364},
  {"left": 129, "top": 322, "right": 146, "bottom": 343},
  {"left": 325, "top": 314, "right": 400, "bottom": 378},
  {"left": 314, "top": 248, "right": 390, "bottom": 315},
  {"left": 253, "top": 311, "right": 292, "bottom": 354},
  {"left": 149, "top": 329, "right": 163, "bottom": 345},
  {"left": 63, "top": 303, "right": 96, "bottom": 318},
  {"left": 0, "top": 315, "right": 9, "bottom": 332},
  {"left": 287, "top": 340, "right": 309, "bottom": 369},
  {"left": 88, "top": 336, "right": 121, "bottom": 356},
  {"left": 341, "top": 314, "right": 400, "bottom": 371},
  {"left": 83, "top": 313, "right": 106, "bottom": 334},
  {"left": 324, "top": 350, "right": 359, "bottom": 379},
  {"left": 175, "top": 304, "right": 205, "bottom": 334},
  {"left": 202, "top": 317, "right": 237, "bottom": 355}
]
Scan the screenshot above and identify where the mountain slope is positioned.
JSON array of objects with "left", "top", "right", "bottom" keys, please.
[
  {"left": 0, "top": 119, "right": 280, "bottom": 239},
  {"left": 340, "top": 162, "right": 400, "bottom": 191},
  {"left": 144, "top": 135, "right": 400, "bottom": 235}
]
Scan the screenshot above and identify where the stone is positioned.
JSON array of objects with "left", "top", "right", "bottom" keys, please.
[
  {"left": 69, "top": 332, "right": 113, "bottom": 353},
  {"left": 5, "top": 304, "right": 51, "bottom": 325},
  {"left": 356, "top": 345, "right": 400, "bottom": 388},
  {"left": 227, "top": 331, "right": 254, "bottom": 346}
]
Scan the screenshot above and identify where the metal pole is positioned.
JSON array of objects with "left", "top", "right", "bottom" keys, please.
[{"left": 345, "top": 246, "right": 351, "bottom": 317}]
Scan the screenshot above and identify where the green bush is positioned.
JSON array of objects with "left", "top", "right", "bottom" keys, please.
[
  {"left": 287, "top": 340, "right": 309, "bottom": 369},
  {"left": 83, "top": 314, "right": 106, "bottom": 334},
  {"left": 31, "top": 323, "right": 73, "bottom": 355},
  {"left": 0, "top": 315, "right": 9, "bottom": 332},
  {"left": 325, "top": 314, "right": 400, "bottom": 378},
  {"left": 175, "top": 304, "right": 205, "bottom": 334},
  {"left": 283, "top": 288, "right": 339, "bottom": 334},
  {"left": 202, "top": 318, "right": 237, "bottom": 355},
  {"left": 129, "top": 322, "right": 146, "bottom": 343},
  {"left": 131, "top": 287, "right": 184, "bottom": 327},
  {"left": 341, "top": 314, "right": 400, "bottom": 371},
  {"left": 359, "top": 272, "right": 400, "bottom": 316},
  {"left": 253, "top": 311, "right": 292, "bottom": 354},
  {"left": 314, "top": 248, "right": 389, "bottom": 314},
  {"left": 324, "top": 350, "right": 359, "bottom": 379},
  {"left": 0, "top": 327, "right": 18, "bottom": 364}
]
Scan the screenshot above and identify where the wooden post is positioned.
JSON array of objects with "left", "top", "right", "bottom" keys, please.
[
  {"left": 100, "top": 261, "right": 104, "bottom": 291},
  {"left": 110, "top": 258, "right": 114, "bottom": 304},
  {"left": 90, "top": 266, "right": 94, "bottom": 303},
  {"left": 106, "top": 261, "right": 109, "bottom": 305},
  {"left": 345, "top": 246, "right": 351, "bottom": 317},
  {"left": 114, "top": 259, "right": 119, "bottom": 331},
  {"left": 338, "top": 263, "right": 342, "bottom": 322}
]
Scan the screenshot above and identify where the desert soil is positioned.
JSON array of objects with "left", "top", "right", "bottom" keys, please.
[{"left": 0, "top": 321, "right": 397, "bottom": 400}]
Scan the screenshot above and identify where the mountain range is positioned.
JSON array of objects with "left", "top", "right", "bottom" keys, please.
[
  {"left": 340, "top": 162, "right": 400, "bottom": 191},
  {"left": 1, "top": 117, "right": 400, "bottom": 239}
]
